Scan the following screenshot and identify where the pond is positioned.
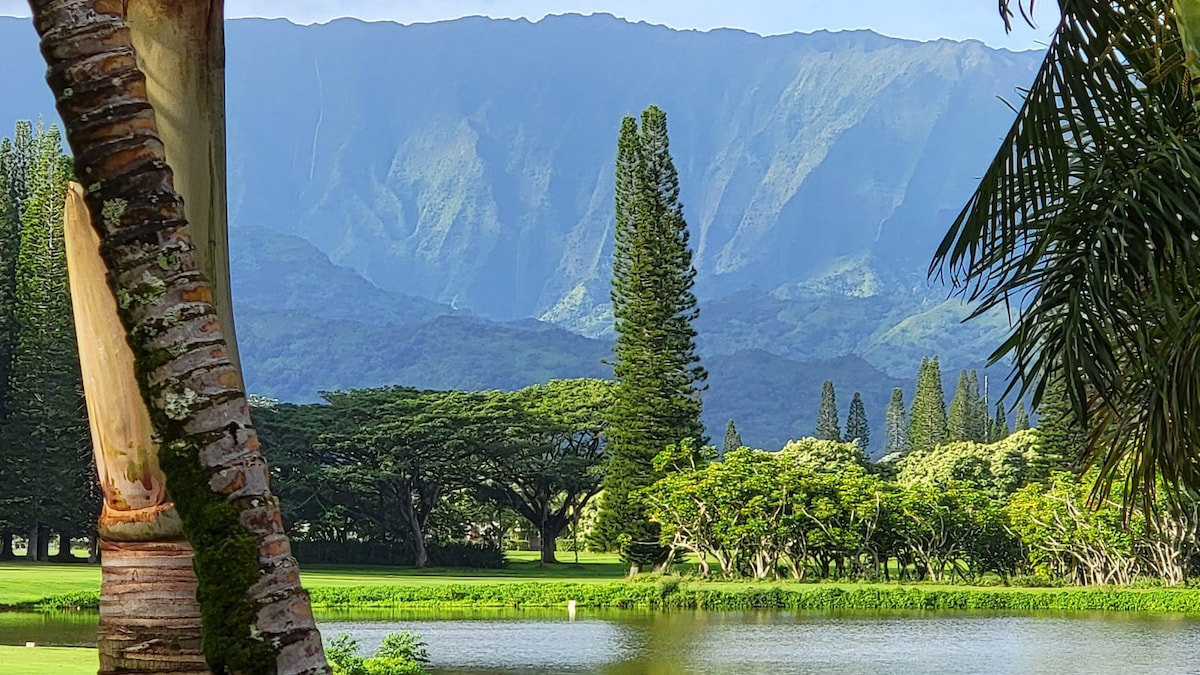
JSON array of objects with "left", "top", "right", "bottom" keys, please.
[{"left": 4, "top": 608, "right": 1200, "bottom": 674}]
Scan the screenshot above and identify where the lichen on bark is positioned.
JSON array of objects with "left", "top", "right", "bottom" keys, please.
[{"left": 27, "top": 1, "right": 329, "bottom": 673}]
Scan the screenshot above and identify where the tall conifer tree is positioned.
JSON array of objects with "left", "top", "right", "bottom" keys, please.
[
  {"left": 722, "top": 419, "right": 743, "bottom": 455},
  {"left": 3, "top": 124, "right": 94, "bottom": 560},
  {"left": 845, "top": 391, "right": 869, "bottom": 452},
  {"left": 907, "top": 356, "right": 947, "bottom": 452},
  {"left": 0, "top": 135, "right": 19, "bottom": 555},
  {"left": 947, "top": 369, "right": 986, "bottom": 442},
  {"left": 990, "top": 400, "right": 1010, "bottom": 442},
  {"left": 967, "top": 370, "right": 988, "bottom": 442},
  {"left": 596, "top": 106, "right": 706, "bottom": 572},
  {"left": 884, "top": 387, "right": 907, "bottom": 456},
  {"left": 1034, "top": 377, "right": 1084, "bottom": 479},
  {"left": 814, "top": 380, "right": 842, "bottom": 441},
  {"left": 1015, "top": 402, "right": 1031, "bottom": 431}
]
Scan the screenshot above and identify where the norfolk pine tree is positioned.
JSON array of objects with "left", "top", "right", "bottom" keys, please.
[
  {"left": 815, "top": 380, "right": 842, "bottom": 441},
  {"left": 596, "top": 106, "right": 706, "bottom": 573},
  {"left": 947, "top": 369, "right": 986, "bottom": 442},
  {"left": 723, "top": 419, "right": 743, "bottom": 455},
  {"left": 991, "top": 400, "right": 1010, "bottom": 442},
  {"left": 4, "top": 125, "right": 93, "bottom": 560},
  {"left": 1034, "top": 376, "right": 1085, "bottom": 478},
  {"left": 846, "top": 392, "right": 869, "bottom": 452},
  {"left": 1015, "top": 402, "right": 1031, "bottom": 431},
  {"left": 908, "top": 356, "right": 947, "bottom": 452},
  {"left": 884, "top": 387, "right": 907, "bottom": 456},
  {"left": 967, "top": 370, "right": 988, "bottom": 442}
]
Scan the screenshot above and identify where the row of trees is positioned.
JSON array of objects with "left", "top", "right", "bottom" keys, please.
[
  {"left": 0, "top": 122, "right": 96, "bottom": 561},
  {"left": 647, "top": 431, "right": 1198, "bottom": 585},
  {"left": 800, "top": 358, "right": 1039, "bottom": 462},
  {"left": 255, "top": 379, "right": 613, "bottom": 566}
]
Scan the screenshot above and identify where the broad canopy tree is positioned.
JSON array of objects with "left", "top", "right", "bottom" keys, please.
[
  {"left": 258, "top": 380, "right": 613, "bottom": 568},
  {"left": 480, "top": 379, "right": 613, "bottom": 564}
]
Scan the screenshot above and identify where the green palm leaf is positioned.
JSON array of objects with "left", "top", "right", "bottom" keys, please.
[{"left": 933, "top": 0, "right": 1200, "bottom": 511}]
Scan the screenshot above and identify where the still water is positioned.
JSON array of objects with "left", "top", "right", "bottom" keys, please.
[{"left": 4, "top": 608, "right": 1200, "bottom": 674}]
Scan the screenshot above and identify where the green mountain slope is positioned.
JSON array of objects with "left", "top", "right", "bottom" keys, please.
[
  {"left": 0, "top": 15, "right": 1034, "bottom": 447},
  {"left": 214, "top": 14, "right": 1039, "bottom": 322}
]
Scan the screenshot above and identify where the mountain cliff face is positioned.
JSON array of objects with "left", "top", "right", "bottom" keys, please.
[
  {"left": 212, "top": 14, "right": 1039, "bottom": 323},
  {"left": 0, "top": 14, "right": 1039, "bottom": 449}
]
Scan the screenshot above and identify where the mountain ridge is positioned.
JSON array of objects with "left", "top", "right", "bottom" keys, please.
[{"left": 0, "top": 14, "right": 1034, "bottom": 449}]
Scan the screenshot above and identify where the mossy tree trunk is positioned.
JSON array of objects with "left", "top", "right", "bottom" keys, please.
[
  {"left": 30, "top": 1, "right": 329, "bottom": 673},
  {"left": 65, "top": 181, "right": 207, "bottom": 673}
]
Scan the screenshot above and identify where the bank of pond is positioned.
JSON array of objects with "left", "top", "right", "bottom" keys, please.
[
  {"left": 25, "top": 579, "right": 1200, "bottom": 613},
  {"left": 7, "top": 607, "right": 1200, "bottom": 674}
]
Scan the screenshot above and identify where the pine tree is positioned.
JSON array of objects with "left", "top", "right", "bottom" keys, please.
[
  {"left": 967, "top": 370, "right": 988, "bottom": 442},
  {"left": 814, "top": 380, "right": 842, "bottom": 441},
  {"left": 990, "top": 400, "right": 1010, "bottom": 442},
  {"left": 722, "top": 419, "right": 743, "bottom": 455},
  {"left": 0, "top": 134, "right": 20, "bottom": 551},
  {"left": 2, "top": 124, "right": 95, "bottom": 560},
  {"left": 884, "top": 387, "right": 907, "bottom": 456},
  {"left": 946, "top": 369, "right": 972, "bottom": 442},
  {"left": 1015, "top": 401, "right": 1031, "bottom": 431},
  {"left": 907, "top": 356, "right": 947, "bottom": 452},
  {"left": 947, "top": 369, "right": 986, "bottom": 443},
  {"left": 845, "top": 391, "right": 869, "bottom": 452},
  {"left": 1033, "top": 377, "right": 1083, "bottom": 479},
  {"left": 0, "top": 123, "right": 32, "bottom": 423},
  {"left": 595, "top": 106, "right": 706, "bottom": 572}
]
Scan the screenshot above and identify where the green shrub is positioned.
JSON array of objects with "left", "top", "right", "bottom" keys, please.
[
  {"left": 327, "top": 632, "right": 429, "bottom": 675},
  {"left": 1009, "top": 574, "right": 1061, "bottom": 588},
  {"left": 34, "top": 591, "right": 100, "bottom": 611}
]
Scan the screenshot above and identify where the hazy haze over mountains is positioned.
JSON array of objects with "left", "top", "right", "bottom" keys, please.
[{"left": 0, "top": 14, "right": 1038, "bottom": 451}]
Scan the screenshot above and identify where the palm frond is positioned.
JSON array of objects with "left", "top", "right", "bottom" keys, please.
[{"left": 934, "top": 0, "right": 1200, "bottom": 511}]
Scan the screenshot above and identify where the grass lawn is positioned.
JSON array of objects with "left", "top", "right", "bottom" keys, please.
[
  {"left": 0, "top": 645, "right": 94, "bottom": 674},
  {"left": 0, "top": 551, "right": 633, "bottom": 607}
]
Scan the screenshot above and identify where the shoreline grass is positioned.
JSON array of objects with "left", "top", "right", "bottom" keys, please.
[{"left": 6, "top": 553, "right": 1200, "bottom": 615}]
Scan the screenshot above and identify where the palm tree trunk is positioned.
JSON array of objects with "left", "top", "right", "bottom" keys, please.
[
  {"left": 121, "top": 0, "right": 240, "bottom": 373},
  {"left": 66, "top": 181, "right": 206, "bottom": 673},
  {"left": 98, "top": 540, "right": 208, "bottom": 674},
  {"left": 30, "top": 2, "right": 328, "bottom": 673}
]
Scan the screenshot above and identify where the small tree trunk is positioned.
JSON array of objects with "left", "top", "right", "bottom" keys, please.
[
  {"left": 413, "top": 534, "right": 429, "bottom": 569},
  {"left": 539, "top": 526, "right": 558, "bottom": 565},
  {"left": 51, "top": 532, "right": 76, "bottom": 562},
  {"left": 0, "top": 532, "right": 12, "bottom": 560},
  {"left": 36, "top": 524, "right": 50, "bottom": 562},
  {"left": 26, "top": 523, "right": 38, "bottom": 561},
  {"left": 88, "top": 534, "right": 99, "bottom": 564}
]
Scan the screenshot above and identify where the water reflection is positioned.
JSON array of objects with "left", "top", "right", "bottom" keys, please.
[
  {"left": 6, "top": 608, "right": 1200, "bottom": 673},
  {"left": 319, "top": 609, "right": 1200, "bottom": 675}
]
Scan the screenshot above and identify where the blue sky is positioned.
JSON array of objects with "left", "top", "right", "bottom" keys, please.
[{"left": 0, "top": 1, "right": 1060, "bottom": 50}]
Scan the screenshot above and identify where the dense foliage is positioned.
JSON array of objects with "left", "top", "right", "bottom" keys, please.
[
  {"left": 256, "top": 379, "right": 612, "bottom": 568},
  {"left": 646, "top": 429, "right": 1200, "bottom": 586},
  {"left": 0, "top": 122, "right": 95, "bottom": 561},
  {"left": 596, "top": 106, "right": 706, "bottom": 571},
  {"left": 906, "top": 356, "right": 947, "bottom": 453},
  {"left": 327, "top": 632, "right": 429, "bottom": 675}
]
